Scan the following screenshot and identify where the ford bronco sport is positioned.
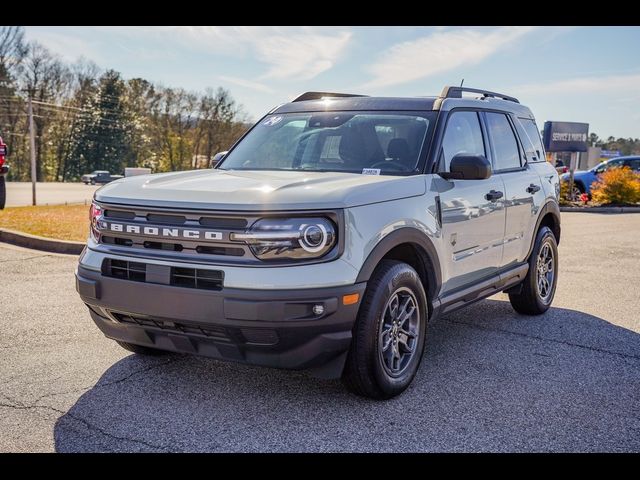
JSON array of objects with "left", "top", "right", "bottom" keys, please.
[{"left": 76, "top": 86, "right": 561, "bottom": 399}]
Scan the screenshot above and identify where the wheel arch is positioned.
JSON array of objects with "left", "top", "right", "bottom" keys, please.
[
  {"left": 526, "top": 200, "right": 561, "bottom": 260},
  {"left": 355, "top": 228, "right": 441, "bottom": 309}
]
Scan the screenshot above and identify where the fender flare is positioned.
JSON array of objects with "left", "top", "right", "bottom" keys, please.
[
  {"left": 355, "top": 227, "right": 442, "bottom": 300},
  {"left": 525, "top": 200, "right": 561, "bottom": 260}
]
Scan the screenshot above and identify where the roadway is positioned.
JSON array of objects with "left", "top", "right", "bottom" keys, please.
[
  {"left": 4, "top": 182, "right": 100, "bottom": 207},
  {"left": 0, "top": 212, "right": 638, "bottom": 452}
]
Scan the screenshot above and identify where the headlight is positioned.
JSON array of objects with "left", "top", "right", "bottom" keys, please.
[
  {"left": 231, "top": 217, "right": 337, "bottom": 260},
  {"left": 89, "top": 202, "right": 102, "bottom": 242}
]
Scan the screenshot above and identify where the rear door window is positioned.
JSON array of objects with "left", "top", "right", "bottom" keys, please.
[
  {"left": 485, "top": 112, "right": 522, "bottom": 171},
  {"left": 624, "top": 158, "right": 640, "bottom": 171}
]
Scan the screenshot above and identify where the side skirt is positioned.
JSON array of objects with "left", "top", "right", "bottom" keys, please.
[{"left": 430, "top": 263, "right": 528, "bottom": 321}]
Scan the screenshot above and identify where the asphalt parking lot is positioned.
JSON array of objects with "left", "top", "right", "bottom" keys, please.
[
  {"left": 0, "top": 212, "right": 639, "bottom": 452},
  {"left": 4, "top": 182, "right": 99, "bottom": 207}
]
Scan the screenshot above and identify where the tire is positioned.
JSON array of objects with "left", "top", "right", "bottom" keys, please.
[
  {"left": 571, "top": 182, "right": 584, "bottom": 201},
  {"left": 509, "top": 226, "right": 558, "bottom": 315},
  {"left": 0, "top": 177, "right": 5, "bottom": 210},
  {"left": 115, "top": 340, "right": 169, "bottom": 356},
  {"left": 90, "top": 179, "right": 96, "bottom": 185},
  {"left": 342, "top": 260, "right": 428, "bottom": 400}
]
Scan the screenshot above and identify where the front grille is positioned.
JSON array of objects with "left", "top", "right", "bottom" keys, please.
[
  {"left": 104, "top": 209, "right": 135, "bottom": 220},
  {"left": 171, "top": 267, "right": 224, "bottom": 290},
  {"left": 195, "top": 245, "right": 244, "bottom": 256},
  {"left": 199, "top": 216, "right": 247, "bottom": 229},
  {"left": 143, "top": 240, "right": 183, "bottom": 252},
  {"left": 103, "top": 259, "right": 146, "bottom": 282},
  {"left": 96, "top": 205, "right": 255, "bottom": 261},
  {"left": 102, "top": 236, "right": 133, "bottom": 247},
  {"left": 111, "top": 312, "right": 279, "bottom": 346},
  {"left": 102, "top": 259, "right": 224, "bottom": 291},
  {"left": 112, "top": 313, "right": 231, "bottom": 342},
  {"left": 146, "top": 213, "right": 186, "bottom": 225}
]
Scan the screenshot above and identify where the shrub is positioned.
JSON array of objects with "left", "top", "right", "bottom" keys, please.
[
  {"left": 590, "top": 166, "right": 640, "bottom": 205},
  {"left": 559, "top": 180, "right": 572, "bottom": 205}
]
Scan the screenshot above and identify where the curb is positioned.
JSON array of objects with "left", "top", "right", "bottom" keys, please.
[
  {"left": 0, "top": 228, "right": 84, "bottom": 255},
  {"left": 560, "top": 206, "right": 640, "bottom": 213}
]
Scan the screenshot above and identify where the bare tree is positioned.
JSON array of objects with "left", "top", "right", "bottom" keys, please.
[{"left": 21, "top": 43, "right": 70, "bottom": 180}]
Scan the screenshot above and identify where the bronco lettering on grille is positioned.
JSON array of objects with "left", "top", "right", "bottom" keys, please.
[{"left": 102, "top": 222, "right": 223, "bottom": 241}]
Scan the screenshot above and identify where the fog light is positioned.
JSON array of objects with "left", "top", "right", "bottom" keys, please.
[{"left": 312, "top": 304, "right": 325, "bottom": 316}]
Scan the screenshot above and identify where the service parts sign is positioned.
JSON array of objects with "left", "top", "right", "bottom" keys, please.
[{"left": 543, "top": 121, "right": 589, "bottom": 152}]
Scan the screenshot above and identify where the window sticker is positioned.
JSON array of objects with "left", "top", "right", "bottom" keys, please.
[
  {"left": 362, "top": 168, "right": 381, "bottom": 175},
  {"left": 263, "top": 116, "right": 283, "bottom": 126}
]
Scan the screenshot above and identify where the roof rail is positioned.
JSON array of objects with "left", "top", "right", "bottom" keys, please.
[
  {"left": 292, "top": 91, "right": 367, "bottom": 102},
  {"left": 439, "top": 86, "right": 519, "bottom": 104}
]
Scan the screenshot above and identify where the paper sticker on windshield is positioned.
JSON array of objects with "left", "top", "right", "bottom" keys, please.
[
  {"left": 362, "top": 168, "right": 381, "bottom": 175},
  {"left": 263, "top": 116, "right": 283, "bottom": 126}
]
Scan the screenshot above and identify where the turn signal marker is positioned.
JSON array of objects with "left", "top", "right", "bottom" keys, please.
[{"left": 342, "top": 293, "right": 360, "bottom": 305}]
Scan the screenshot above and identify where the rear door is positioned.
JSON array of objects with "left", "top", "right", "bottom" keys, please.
[
  {"left": 436, "top": 110, "right": 506, "bottom": 293},
  {"left": 484, "top": 112, "right": 546, "bottom": 266}
]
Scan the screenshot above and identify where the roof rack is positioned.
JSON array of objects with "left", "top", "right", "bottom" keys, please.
[
  {"left": 439, "top": 86, "right": 519, "bottom": 104},
  {"left": 292, "top": 91, "right": 367, "bottom": 102}
]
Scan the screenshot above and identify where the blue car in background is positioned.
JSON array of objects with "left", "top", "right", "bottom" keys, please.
[{"left": 561, "top": 156, "right": 640, "bottom": 197}]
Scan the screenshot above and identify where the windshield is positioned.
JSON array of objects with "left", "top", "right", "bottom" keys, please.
[
  {"left": 219, "top": 111, "right": 435, "bottom": 175},
  {"left": 593, "top": 159, "right": 622, "bottom": 173}
]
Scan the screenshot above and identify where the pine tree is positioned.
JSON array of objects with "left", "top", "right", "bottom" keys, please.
[{"left": 70, "top": 70, "right": 131, "bottom": 176}]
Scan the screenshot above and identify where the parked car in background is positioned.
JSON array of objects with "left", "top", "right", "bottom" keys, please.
[
  {"left": 81, "top": 170, "right": 124, "bottom": 185},
  {"left": 561, "top": 156, "right": 640, "bottom": 197},
  {"left": 554, "top": 159, "right": 568, "bottom": 175},
  {"left": 0, "top": 136, "right": 8, "bottom": 209},
  {"left": 209, "top": 151, "right": 228, "bottom": 168}
]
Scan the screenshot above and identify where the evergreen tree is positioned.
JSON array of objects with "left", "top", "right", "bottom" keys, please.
[{"left": 70, "top": 70, "right": 131, "bottom": 175}]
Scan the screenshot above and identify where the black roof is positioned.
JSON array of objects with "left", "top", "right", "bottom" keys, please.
[{"left": 273, "top": 96, "right": 438, "bottom": 114}]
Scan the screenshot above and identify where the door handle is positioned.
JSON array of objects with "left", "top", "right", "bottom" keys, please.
[
  {"left": 485, "top": 190, "right": 504, "bottom": 201},
  {"left": 526, "top": 184, "right": 541, "bottom": 194}
]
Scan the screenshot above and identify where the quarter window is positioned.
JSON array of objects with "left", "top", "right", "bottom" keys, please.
[
  {"left": 485, "top": 112, "right": 522, "bottom": 171},
  {"left": 440, "top": 111, "right": 485, "bottom": 171},
  {"left": 519, "top": 118, "right": 545, "bottom": 162}
]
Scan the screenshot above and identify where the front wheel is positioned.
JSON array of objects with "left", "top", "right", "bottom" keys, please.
[
  {"left": 0, "top": 177, "right": 5, "bottom": 210},
  {"left": 509, "top": 226, "right": 558, "bottom": 315},
  {"left": 342, "top": 260, "right": 428, "bottom": 399}
]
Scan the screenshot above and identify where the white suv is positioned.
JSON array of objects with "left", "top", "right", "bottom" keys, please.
[{"left": 76, "top": 86, "right": 561, "bottom": 399}]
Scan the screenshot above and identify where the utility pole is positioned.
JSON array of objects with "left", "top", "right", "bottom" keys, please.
[{"left": 27, "top": 94, "right": 37, "bottom": 206}]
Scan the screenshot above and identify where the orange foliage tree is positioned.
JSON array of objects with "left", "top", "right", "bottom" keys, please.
[{"left": 590, "top": 166, "right": 640, "bottom": 205}]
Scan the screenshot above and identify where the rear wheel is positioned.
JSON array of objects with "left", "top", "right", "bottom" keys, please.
[
  {"left": 116, "top": 340, "right": 169, "bottom": 356},
  {"left": 570, "top": 183, "right": 584, "bottom": 201},
  {"left": 509, "top": 226, "right": 558, "bottom": 315},
  {"left": 0, "top": 177, "right": 5, "bottom": 210},
  {"left": 342, "top": 260, "right": 428, "bottom": 399}
]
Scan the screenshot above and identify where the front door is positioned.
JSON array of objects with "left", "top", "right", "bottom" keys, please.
[{"left": 435, "top": 110, "right": 506, "bottom": 293}]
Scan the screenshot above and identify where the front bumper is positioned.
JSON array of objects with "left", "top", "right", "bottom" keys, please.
[{"left": 76, "top": 266, "right": 366, "bottom": 378}]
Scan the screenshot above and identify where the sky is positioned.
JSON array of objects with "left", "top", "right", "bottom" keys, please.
[{"left": 24, "top": 26, "right": 640, "bottom": 139}]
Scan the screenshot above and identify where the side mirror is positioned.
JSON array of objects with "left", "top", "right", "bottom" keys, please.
[
  {"left": 440, "top": 154, "right": 492, "bottom": 180},
  {"left": 210, "top": 151, "right": 228, "bottom": 169}
]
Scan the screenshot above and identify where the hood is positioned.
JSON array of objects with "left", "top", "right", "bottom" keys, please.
[{"left": 94, "top": 169, "right": 426, "bottom": 211}]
